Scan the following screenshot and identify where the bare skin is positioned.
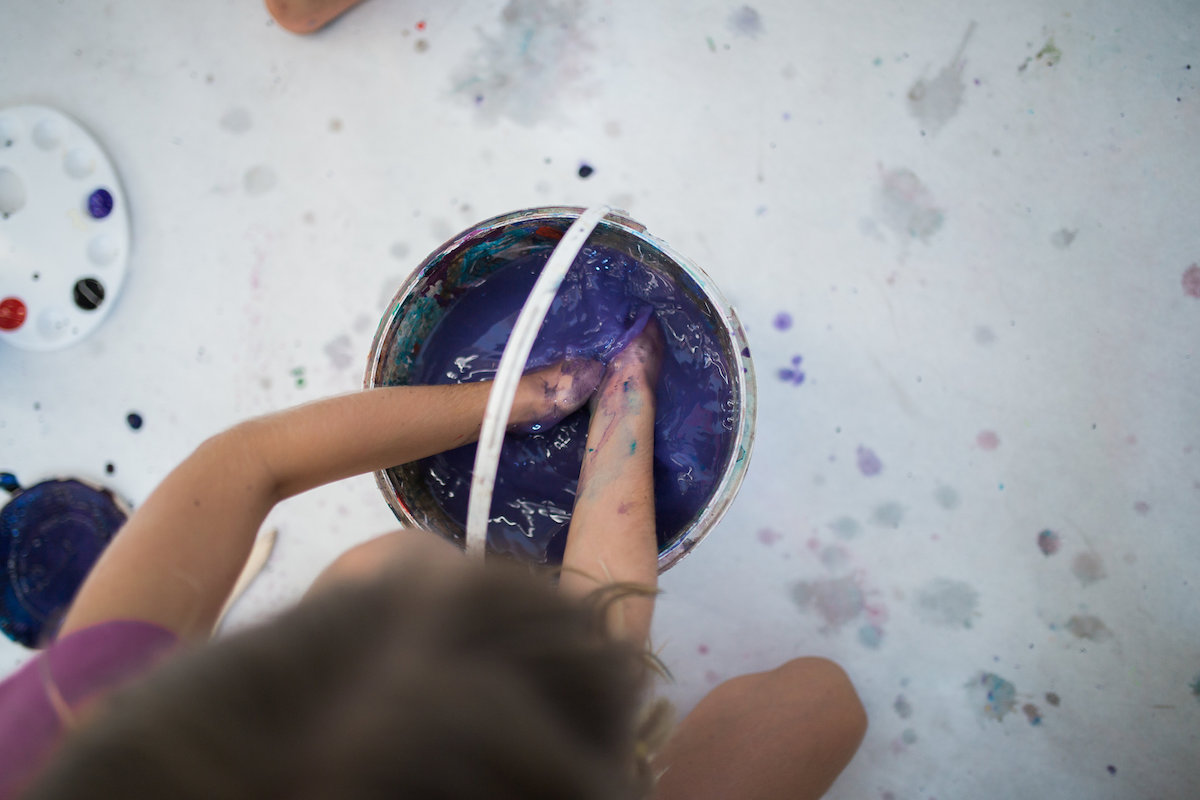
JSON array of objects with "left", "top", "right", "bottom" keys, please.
[
  {"left": 559, "top": 318, "right": 664, "bottom": 646},
  {"left": 57, "top": 325, "right": 867, "bottom": 800},
  {"left": 59, "top": 361, "right": 603, "bottom": 642}
]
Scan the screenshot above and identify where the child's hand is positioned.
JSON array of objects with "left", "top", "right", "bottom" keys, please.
[
  {"left": 511, "top": 358, "right": 606, "bottom": 434},
  {"left": 590, "top": 315, "right": 665, "bottom": 415}
]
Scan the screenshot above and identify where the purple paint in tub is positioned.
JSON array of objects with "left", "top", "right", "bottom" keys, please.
[{"left": 367, "top": 208, "right": 756, "bottom": 572}]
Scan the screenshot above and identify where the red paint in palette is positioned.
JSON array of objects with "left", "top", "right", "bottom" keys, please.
[{"left": 0, "top": 297, "right": 27, "bottom": 330}]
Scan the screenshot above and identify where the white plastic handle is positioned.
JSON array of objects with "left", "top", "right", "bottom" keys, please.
[{"left": 464, "top": 206, "right": 611, "bottom": 559}]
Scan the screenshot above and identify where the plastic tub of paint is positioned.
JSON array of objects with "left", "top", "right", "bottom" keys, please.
[{"left": 366, "top": 207, "right": 755, "bottom": 572}]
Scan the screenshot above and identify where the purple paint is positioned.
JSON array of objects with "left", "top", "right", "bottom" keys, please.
[
  {"left": 87, "top": 188, "right": 114, "bottom": 219},
  {"left": 856, "top": 446, "right": 882, "bottom": 476},
  {"left": 1037, "top": 529, "right": 1060, "bottom": 556},
  {"left": 773, "top": 311, "right": 793, "bottom": 330},
  {"left": 0, "top": 479, "right": 125, "bottom": 646},
  {"left": 777, "top": 354, "right": 805, "bottom": 385},
  {"left": 413, "top": 245, "right": 736, "bottom": 563}
]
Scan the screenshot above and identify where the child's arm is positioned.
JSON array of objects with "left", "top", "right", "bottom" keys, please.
[
  {"left": 559, "top": 321, "right": 664, "bottom": 646},
  {"left": 59, "top": 363, "right": 601, "bottom": 642}
]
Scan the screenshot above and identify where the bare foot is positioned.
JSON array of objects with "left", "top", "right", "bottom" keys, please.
[{"left": 511, "top": 358, "right": 605, "bottom": 433}]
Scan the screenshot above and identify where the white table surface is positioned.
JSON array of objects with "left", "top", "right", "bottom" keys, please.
[{"left": 3, "top": 1, "right": 1198, "bottom": 797}]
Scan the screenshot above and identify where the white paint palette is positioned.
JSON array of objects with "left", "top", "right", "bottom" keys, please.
[{"left": 0, "top": 105, "right": 130, "bottom": 351}]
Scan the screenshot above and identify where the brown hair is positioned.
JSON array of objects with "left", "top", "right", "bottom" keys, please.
[{"left": 26, "top": 563, "right": 669, "bottom": 799}]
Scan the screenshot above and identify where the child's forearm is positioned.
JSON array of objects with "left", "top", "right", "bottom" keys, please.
[{"left": 59, "top": 377, "right": 560, "bottom": 642}]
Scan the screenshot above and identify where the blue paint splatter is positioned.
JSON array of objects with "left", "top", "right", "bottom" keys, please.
[
  {"left": 773, "top": 311, "right": 793, "bottom": 330},
  {"left": 777, "top": 355, "right": 805, "bottom": 385},
  {"left": 858, "top": 623, "right": 884, "bottom": 648},
  {"left": 856, "top": 446, "right": 882, "bottom": 476},
  {"left": 969, "top": 672, "right": 1017, "bottom": 721}
]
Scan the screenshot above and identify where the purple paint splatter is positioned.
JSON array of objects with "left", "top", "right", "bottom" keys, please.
[
  {"left": 756, "top": 527, "right": 783, "bottom": 546},
  {"left": 777, "top": 355, "right": 805, "bottom": 385},
  {"left": 856, "top": 446, "right": 882, "bottom": 476},
  {"left": 1037, "top": 529, "right": 1060, "bottom": 556},
  {"left": 773, "top": 311, "right": 793, "bottom": 330}
]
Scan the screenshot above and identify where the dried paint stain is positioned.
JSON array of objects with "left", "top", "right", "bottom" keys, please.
[
  {"left": 976, "top": 430, "right": 1000, "bottom": 450},
  {"left": 878, "top": 168, "right": 944, "bottom": 242},
  {"left": 934, "top": 485, "right": 961, "bottom": 509},
  {"left": 1071, "top": 551, "right": 1107, "bottom": 586},
  {"left": 1065, "top": 615, "right": 1113, "bottom": 642},
  {"left": 969, "top": 672, "right": 1017, "bottom": 721},
  {"left": 871, "top": 501, "right": 905, "bottom": 528},
  {"left": 907, "top": 22, "right": 975, "bottom": 134},
  {"left": 829, "top": 516, "right": 862, "bottom": 539},
  {"left": 1183, "top": 264, "right": 1200, "bottom": 298},
  {"left": 451, "top": 0, "right": 590, "bottom": 124},
  {"left": 727, "top": 5, "right": 763, "bottom": 38},
  {"left": 791, "top": 575, "right": 865, "bottom": 631},
  {"left": 324, "top": 334, "right": 354, "bottom": 370},
  {"left": 914, "top": 578, "right": 979, "bottom": 628},
  {"left": 756, "top": 527, "right": 782, "bottom": 546},
  {"left": 1037, "top": 529, "right": 1061, "bottom": 556},
  {"left": 856, "top": 445, "right": 883, "bottom": 476}
]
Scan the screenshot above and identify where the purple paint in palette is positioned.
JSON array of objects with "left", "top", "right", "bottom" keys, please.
[{"left": 412, "top": 245, "right": 736, "bottom": 563}]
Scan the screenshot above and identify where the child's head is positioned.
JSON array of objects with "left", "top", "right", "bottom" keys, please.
[{"left": 27, "top": 562, "right": 666, "bottom": 799}]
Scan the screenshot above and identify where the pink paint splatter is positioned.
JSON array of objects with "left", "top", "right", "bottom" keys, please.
[
  {"left": 977, "top": 430, "right": 1000, "bottom": 450},
  {"left": 697, "top": 643, "right": 710, "bottom": 655},
  {"left": 757, "top": 527, "right": 783, "bottom": 546},
  {"left": 856, "top": 446, "right": 883, "bottom": 476},
  {"left": 1134, "top": 501, "right": 1150, "bottom": 515},
  {"left": 1183, "top": 263, "right": 1200, "bottom": 298}
]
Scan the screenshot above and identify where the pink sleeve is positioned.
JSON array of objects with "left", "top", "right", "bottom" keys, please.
[{"left": 0, "top": 620, "right": 178, "bottom": 798}]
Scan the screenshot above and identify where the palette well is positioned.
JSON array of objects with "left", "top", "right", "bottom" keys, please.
[{"left": 0, "top": 105, "right": 130, "bottom": 351}]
